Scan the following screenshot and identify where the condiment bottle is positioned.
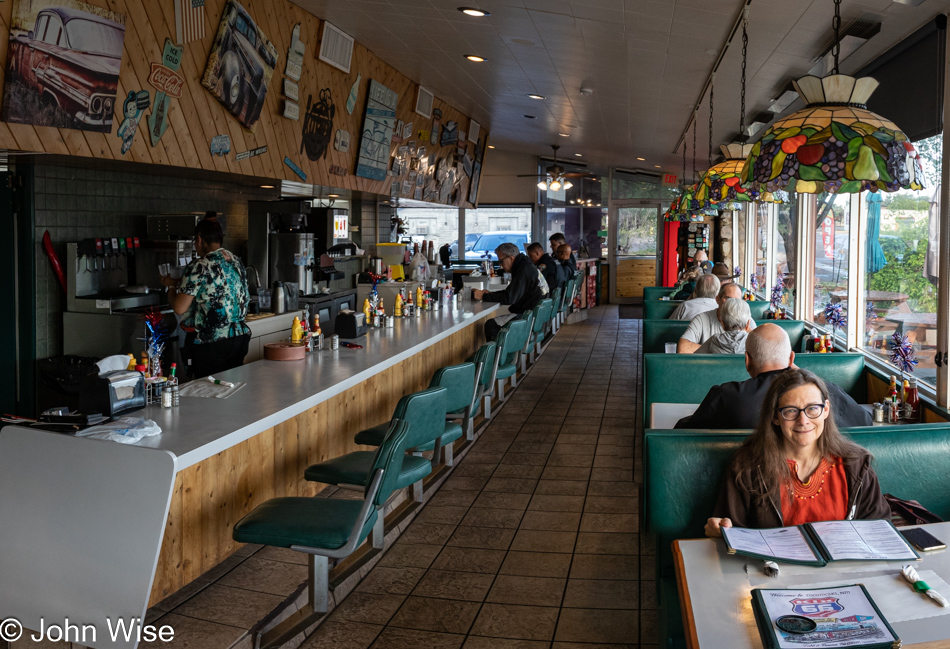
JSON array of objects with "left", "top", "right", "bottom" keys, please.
[
  {"left": 291, "top": 316, "right": 303, "bottom": 342},
  {"left": 888, "top": 376, "right": 900, "bottom": 422},
  {"left": 905, "top": 378, "right": 920, "bottom": 422}
]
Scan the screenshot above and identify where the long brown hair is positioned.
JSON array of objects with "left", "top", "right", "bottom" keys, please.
[{"left": 732, "top": 368, "right": 865, "bottom": 504}]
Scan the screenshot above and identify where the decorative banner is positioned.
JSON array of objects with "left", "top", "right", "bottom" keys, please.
[
  {"left": 346, "top": 73, "right": 362, "bottom": 115},
  {"left": 284, "top": 156, "right": 307, "bottom": 181},
  {"left": 200, "top": 0, "right": 278, "bottom": 131},
  {"left": 175, "top": 0, "right": 206, "bottom": 45},
  {"left": 284, "top": 24, "right": 304, "bottom": 81},
  {"left": 235, "top": 145, "right": 267, "bottom": 161},
  {"left": 147, "top": 39, "right": 184, "bottom": 146},
  {"left": 301, "top": 89, "right": 335, "bottom": 160},
  {"left": 1, "top": 0, "right": 126, "bottom": 133},
  {"left": 117, "top": 90, "right": 150, "bottom": 154},
  {"left": 334, "top": 129, "right": 350, "bottom": 152},
  {"left": 355, "top": 80, "right": 398, "bottom": 181},
  {"left": 210, "top": 134, "right": 231, "bottom": 156}
]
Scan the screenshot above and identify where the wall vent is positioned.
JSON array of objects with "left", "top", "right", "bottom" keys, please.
[
  {"left": 415, "top": 86, "right": 434, "bottom": 119},
  {"left": 318, "top": 22, "right": 354, "bottom": 74}
]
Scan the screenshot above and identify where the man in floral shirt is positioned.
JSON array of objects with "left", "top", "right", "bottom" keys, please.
[{"left": 161, "top": 217, "right": 250, "bottom": 378}]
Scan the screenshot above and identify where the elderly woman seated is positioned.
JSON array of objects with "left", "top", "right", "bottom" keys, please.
[
  {"left": 694, "top": 298, "right": 754, "bottom": 354},
  {"left": 705, "top": 368, "right": 889, "bottom": 537}
]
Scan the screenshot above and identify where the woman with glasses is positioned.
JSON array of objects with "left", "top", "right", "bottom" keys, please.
[{"left": 704, "top": 368, "right": 889, "bottom": 537}]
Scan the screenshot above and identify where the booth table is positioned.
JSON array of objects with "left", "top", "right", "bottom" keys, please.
[{"left": 673, "top": 522, "right": 950, "bottom": 648}]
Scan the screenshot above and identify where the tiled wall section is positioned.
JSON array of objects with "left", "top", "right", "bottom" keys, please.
[{"left": 33, "top": 162, "right": 279, "bottom": 358}]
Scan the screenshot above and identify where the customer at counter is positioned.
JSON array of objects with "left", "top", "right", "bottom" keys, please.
[
  {"left": 160, "top": 217, "right": 251, "bottom": 378},
  {"left": 549, "top": 232, "right": 577, "bottom": 270},
  {"left": 704, "top": 368, "right": 889, "bottom": 536},
  {"left": 473, "top": 242, "right": 548, "bottom": 341},
  {"left": 556, "top": 244, "right": 576, "bottom": 280},
  {"left": 527, "top": 242, "right": 564, "bottom": 293}
]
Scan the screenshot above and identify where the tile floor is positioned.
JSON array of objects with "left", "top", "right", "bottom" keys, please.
[{"left": 119, "top": 305, "right": 650, "bottom": 649}]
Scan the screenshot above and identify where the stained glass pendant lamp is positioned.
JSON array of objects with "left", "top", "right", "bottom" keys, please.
[{"left": 742, "top": 0, "right": 925, "bottom": 194}]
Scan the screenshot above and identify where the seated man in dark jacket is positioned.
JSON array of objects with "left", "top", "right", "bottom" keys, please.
[
  {"left": 473, "top": 242, "right": 548, "bottom": 341},
  {"left": 526, "top": 242, "right": 564, "bottom": 293},
  {"left": 675, "top": 323, "right": 872, "bottom": 429},
  {"left": 556, "top": 244, "right": 576, "bottom": 279}
]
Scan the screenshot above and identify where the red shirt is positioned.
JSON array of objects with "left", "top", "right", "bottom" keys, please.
[{"left": 780, "top": 456, "right": 849, "bottom": 526}]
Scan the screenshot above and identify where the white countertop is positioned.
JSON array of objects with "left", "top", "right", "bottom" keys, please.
[{"left": 136, "top": 302, "right": 498, "bottom": 470}]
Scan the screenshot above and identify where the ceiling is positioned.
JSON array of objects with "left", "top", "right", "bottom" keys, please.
[{"left": 289, "top": 0, "right": 949, "bottom": 176}]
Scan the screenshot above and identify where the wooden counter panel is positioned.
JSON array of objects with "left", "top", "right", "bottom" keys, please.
[{"left": 149, "top": 321, "right": 481, "bottom": 605}]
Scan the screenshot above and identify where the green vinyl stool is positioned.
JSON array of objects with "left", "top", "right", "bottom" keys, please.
[
  {"left": 232, "top": 418, "right": 410, "bottom": 649},
  {"left": 549, "top": 287, "right": 563, "bottom": 334},
  {"left": 527, "top": 298, "right": 555, "bottom": 365},
  {"left": 307, "top": 387, "right": 448, "bottom": 503},
  {"left": 467, "top": 341, "right": 498, "bottom": 424},
  {"left": 354, "top": 363, "right": 480, "bottom": 467},
  {"left": 496, "top": 318, "right": 529, "bottom": 401}
]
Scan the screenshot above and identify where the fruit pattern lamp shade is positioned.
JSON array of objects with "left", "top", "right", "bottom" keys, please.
[
  {"left": 663, "top": 192, "right": 717, "bottom": 222},
  {"left": 696, "top": 144, "right": 789, "bottom": 204},
  {"left": 742, "top": 74, "right": 926, "bottom": 194}
]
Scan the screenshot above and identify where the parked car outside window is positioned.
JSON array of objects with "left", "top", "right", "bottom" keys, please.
[{"left": 465, "top": 232, "right": 529, "bottom": 260}]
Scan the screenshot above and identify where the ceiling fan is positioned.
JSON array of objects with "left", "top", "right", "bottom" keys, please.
[{"left": 517, "top": 145, "right": 591, "bottom": 191}]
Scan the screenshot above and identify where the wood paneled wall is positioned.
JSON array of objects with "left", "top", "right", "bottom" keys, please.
[
  {"left": 150, "top": 316, "right": 486, "bottom": 605},
  {"left": 0, "top": 0, "right": 486, "bottom": 207}
]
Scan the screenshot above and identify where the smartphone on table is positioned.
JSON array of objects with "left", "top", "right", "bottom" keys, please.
[{"left": 901, "top": 527, "right": 947, "bottom": 552}]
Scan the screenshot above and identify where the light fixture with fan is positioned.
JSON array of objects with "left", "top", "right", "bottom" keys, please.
[{"left": 523, "top": 145, "right": 592, "bottom": 191}]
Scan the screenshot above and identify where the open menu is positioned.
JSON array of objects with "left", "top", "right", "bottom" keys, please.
[
  {"left": 752, "top": 584, "right": 900, "bottom": 649},
  {"left": 722, "top": 519, "right": 919, "bottom": 566}
]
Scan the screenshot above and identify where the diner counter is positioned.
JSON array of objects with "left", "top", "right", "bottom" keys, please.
[{"left": 137, "top": 301, "right": 498, "bottom": 470}]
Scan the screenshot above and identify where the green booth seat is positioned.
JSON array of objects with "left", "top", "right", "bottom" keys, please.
[
  {"left": 308, "top": 387, "right": 448, "bottom": 503},
  {"left": 644, "top": 424, "right": 950, "bottom": 649},
  {"left": 644, "top": 286, "right": 676, "bottom": 301},
  {"left": 232, "top": 418, "right": 411, "bottom": 649},
  {"left": 642, "top": 352, "right": 867, "bottom": 429},
  {"left": 644, "top": 299, "right": 771, "bottom": 321},
  {"left": 642, "top": 319, "right": 809, "bottom": 354}
]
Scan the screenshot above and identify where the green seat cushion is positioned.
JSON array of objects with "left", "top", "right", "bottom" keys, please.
[
  {"left": 305, "top": 451, "right": 431, "bottom": 488},
  {"left": 414, "top": 422, "right": 464, "bottom": 452},
  {"left": 233, "top": 497, "right": 378, "bottom": 550},
  {"left": 354, "top": 423, "right": 389, "bottom": 447},
  {"left": 496, "top": 363, "right": 517, "bottom": 380}
]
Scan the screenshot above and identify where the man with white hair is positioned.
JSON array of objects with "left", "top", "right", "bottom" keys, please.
[
  {"left": 473, "top": 242, "right": 547, "bottom": 341},
  {"left": 674, "top": 323, "right": 871, "bottom": 429},
  {"left": 668, "top": 274, "right": 720, "bottom": 320},
  {"left": 694, "top": 298, "right": 754, "bottom": 354},
  {"left": 677, "top": 283, "right": 747, "bottom": 353}
]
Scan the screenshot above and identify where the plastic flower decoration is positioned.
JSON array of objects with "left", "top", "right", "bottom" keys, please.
[
  {"left": 824, "top": 302, "right": 847, "bottom": 342},
  {"left": 770, "top": 274, "right": 785, "bottom": 309},
  {"left": 889, "top": 331, "right": 918, "bottom": 375},
  {"left": 749, "top": 273, "right": 758, "bottom": 292},
  {"left": 733, "top": 266, "right": 742, "bottom": 279},
  {"left": 742, "top": 75, "right": 926, "bottom": 194}
]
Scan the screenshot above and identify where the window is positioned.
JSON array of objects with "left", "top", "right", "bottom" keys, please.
[
  {"left": 395, "top": 207, "right": 459, "bottom": 253},
  {"left": 774, "top": 195, "right": 798, "bottom": 317},
  {"left": 860, "top": 133, "right": 941, "bottom": 388},
  {"left": 809, "top": 192, "right": 852, "bottom": 348},
  {"left": 466, "top": 206, "right": 532, "bottom": 261},
  {"left": 754, "top": 203, "right": 770, "bottom": 298},
  {"left": 42, "top": 16, "right": 62, "bottom": 46},
  {"left": 545, "top": 172, "right": 605, "bottom": 259},
  {"left": 735, "top": 209, "right": 747, "bottom": 284},
  {"left": 617, "top": 207, "right": 657, "bottom": 256}
]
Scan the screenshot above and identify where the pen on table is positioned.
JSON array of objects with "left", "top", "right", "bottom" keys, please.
[{"left": 206, "top": 376, "right": 235, "bottom": 388}]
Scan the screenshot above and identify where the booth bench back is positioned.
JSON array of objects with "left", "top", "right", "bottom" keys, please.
[
  {"left": 642, "top": 319, "right": 808, "bottom": 354},
  {"left": 644, "top": 299, "right": 771, "bottom": 321},
  {"left": 642, "top": 352, "right": 867, "bottom": 428}
]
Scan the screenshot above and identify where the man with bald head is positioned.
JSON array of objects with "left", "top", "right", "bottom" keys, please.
[
  {"left": 674, "top": 324, "right": 871, "bottom": 429},
  {"left": 556, "top": 244, "right": 576, "bottom": 280},
  {"left": 677, "top": 283, "right": 748, "bottom": 353}
]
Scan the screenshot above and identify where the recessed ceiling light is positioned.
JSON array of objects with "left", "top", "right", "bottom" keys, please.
[
  {"left": 523, "top": 114, "right": 536, "bottom": 119},
  {"left": 636, "top": 157, "right": 645, "bottom": 161},
  {"left": 654, "top": 165, "right": 661, "bottom": 168},
  {"left": 328, "top": 194, "right": 340, "bottom": 198},
  {"left": 527, "top": 94, "right": 545, "bottom": 100},
  {"left": 488, "top": 145, "right": 495, "bottom": 148},
  {"left": 574, "top": 153, "right": 583, "bottom": 157},
  {"left": 458, "top": 7, "right": 490, "bottom": 17},
  {"left": 559, "top": 132, "right": 570, "bottom": 137},
  {"left": 260, "top": 184, "right": 275, "bottom": 188},
  {"left": 464, "top": 54, "right": 486, "bottom": 62}
]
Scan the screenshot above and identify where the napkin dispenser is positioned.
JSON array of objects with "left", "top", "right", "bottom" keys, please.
[
  {"left": 335, "top": 310, "right": 367, "bottom": 339},
  {"left": 79, "top": 370, "right": 146, "bottom": 417}
]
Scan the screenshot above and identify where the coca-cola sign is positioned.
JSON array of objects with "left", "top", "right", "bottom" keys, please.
[{"left": 148, "top": 63, "right": 184, "bottom": 98}]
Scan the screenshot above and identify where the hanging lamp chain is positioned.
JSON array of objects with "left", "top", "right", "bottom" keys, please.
[
  {"left": 708, "top": 76, "right": 714, "bottom": 170},
  {"left": 832, "top": 0, "right": 842, "bottom": 75},
  {"left": 740, "top": 11, "right": 748, "bottom": 137}
]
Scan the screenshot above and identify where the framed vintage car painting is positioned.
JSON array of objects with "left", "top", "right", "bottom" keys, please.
[{"left": 1, "top": 0, "right": 126, "bottom": 133}]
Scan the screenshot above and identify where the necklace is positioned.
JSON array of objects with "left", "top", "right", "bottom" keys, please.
[{"left": 787, "top": 457, "right": 835, "bottom": 500}]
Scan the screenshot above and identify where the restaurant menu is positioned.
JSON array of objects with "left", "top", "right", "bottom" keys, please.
[
  {"left": 752, "top": 585, "right": 900, "bottom": 649},
  {"left": 723, "top": 519, "right": 919, "bottom": 566}
]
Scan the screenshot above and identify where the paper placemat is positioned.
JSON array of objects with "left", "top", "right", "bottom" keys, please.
[{"left": 177, "top": 381, "right": 246, "bottom": 399}]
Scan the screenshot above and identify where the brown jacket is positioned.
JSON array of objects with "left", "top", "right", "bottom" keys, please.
[{"left": 712, "top": 450, "right": 891, "bottom": 529}]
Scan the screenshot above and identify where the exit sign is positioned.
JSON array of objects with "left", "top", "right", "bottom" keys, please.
[{"left": 662, "top": 173, "right": 678, "bottom": 186}]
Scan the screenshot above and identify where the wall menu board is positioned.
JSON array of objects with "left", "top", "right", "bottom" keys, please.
[{"left": 355, "top": 80, "right": 397, "bottom": 181}]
